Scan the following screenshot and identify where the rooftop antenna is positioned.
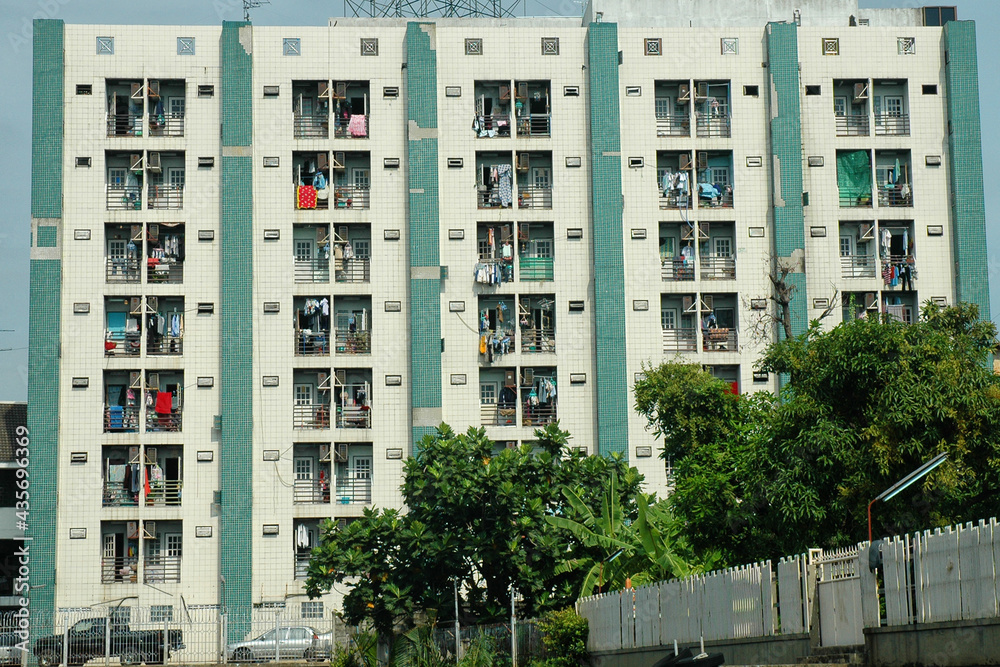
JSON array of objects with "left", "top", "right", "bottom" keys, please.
[{"left": 243, "top": 0, "right": 269, "bottom": 22}]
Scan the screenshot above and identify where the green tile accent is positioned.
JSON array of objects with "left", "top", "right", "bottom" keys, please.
[
  {"left": 588, "top": 23, "right": 628, "bottom": 458},
  {"left": 407, "top": 22, "right": 442, "bottom": 455},
  {"left": 766, "top": 22, "right": 808, "bottom": 337},
  {"left": 36, "top": 226, "right": 57, "bottom": 248},
  {"left": 220, "top": 21, "right": 253, "bottom": 638},
  {"left": 944, "top": 21, "right": 990, "bottom": 321},
  {"left": 27, "top": 18, "right": 63, "bottom": 637}
]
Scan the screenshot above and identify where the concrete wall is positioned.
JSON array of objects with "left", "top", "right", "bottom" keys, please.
[
  {"left": 589, "top": 634, "right": 811, "bottom": 667},
  {"left": 866, "top": 617, "right": 1000, "bottom": 667}
]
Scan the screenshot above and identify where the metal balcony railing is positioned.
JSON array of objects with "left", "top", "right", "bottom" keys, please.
[
  {"left": 104, "top": 406, "right": 139, "bottom": 433},
  {"left": 874, "top": 114, "right": 910, "bottom": 136},
  {"left": 695, "top": 113, "right": 731, "bottom": 138},
  {"left": 332, "top": 185, "right": 370, "bottom": 209},
  {"left": 517, "top": 186, "right": 552, "bottom": 209},
  {"left": 878, "top": 184, "right": 913, "bottom": 207},
  {"left": 145, "top": 479, "right": 183, "bottom": 506},
  {"left": 336, "top": 404, "right": 371, "bottom": 429},
  {"left": 473, "top": 114, "right": 512, "bottom": 137},
  {"left": 293, "top": 404, "right": 331, "bottom": 429},
  {"left": 480, "top": 403, "right": 517, "bottom": 427},
  {"left": 655, "top": 113, "right": 690, "bottom": 137},
  {"left": 698, "top": 188, "right": 733, "bottom": 209},
  {"left": 662, "top": 328, "right": 697, "bottom": 353},
  {"left": 149, "top": 113, "right": 185, "bottom": 137},
  {"left": 296, "top": 330, "right": 330, "bottom": 356},
  {"left": 101, "top": 556, "right": 139, "bottom": 584},
  {"left": 147, "top": 261, "right": 183, "bottom": 284},
  {"left": 105, "top": 331, "right": 141, "bottom": 357},
  {"left": 841, "top": 254, "right": 877, "bottom": 278},
  {"left": 107, "top": 185, "right": 143, "bottom": 211},
  {"left": 106, "top": 257, "right": 140, "bottom": 283},
  {"left": 103, "top": 479, "right": 139, "bottom": 507},
  {"left": 839, "top": 191, "right": 873, "bottom": 207},
  {"left": 336, "top": 258, "right": 370, "bottom": 283},
  {"left": 295, "top": 258, "right": 331, "bottom": 283},
  {"left": 294, "top": 550, "right": 312, "bottom": 579},
  {"left": 333, "top": 113, "right": 370, "bottom": 139},
  {"left": 293, "top": 479, "right": 330, "bottom": 504},
  {"left": 658, "top": 188, "right": 692, "bottom": 210},
  {"left": 147, "top": 336, "right": 183, "bottom": 356},
  {"left": 702, "top": 328, "right": 739, "bottom": 352},
  {"left": 294, "top": 114, "right": 330, "bottom": 139},
  {"left": 146, "top": 409, "right": 182, "bottom": 433},
  {"left": 522, "top": 402, "right": 557, "bottom": 427},
  {"left": 520, "top": 327, "right": 555, "bottom": 353},
  {"left": 835, "top": 115, "right": 870, "bottom": 136},
  {"left": 334, "top": 475, "right": 372, "bottom": 504},
  {"left": 147, "top": 184, "right": 184, "bottom": 210},
  {"left": 519, "top": 256, "right": 553, "bottom": 282},
  {"left": 143, "top": 555, "right": 181, "bottom": 583},
  {"left": 661, "top": 258, "right": 695, "bottom": 282},
  {"left": 478, "top": 188, "right": 512, "bottom": 209},
  {"left": 334, "top": 330, "right": 371, "bottom": 354},
  {"left": 517, "top": 114, "right": 550, "bottom": 137},
  {"left": 106, "top": 113, "right": 143, "bottom": 137},
  {"left": 700, "top": 255, "right": 736, "bottom": 280}
]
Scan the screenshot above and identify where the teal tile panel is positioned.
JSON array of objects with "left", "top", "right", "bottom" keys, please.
[
  {"left": 588, "top": 23, "right": 628, "bottom": 458},
  {"left": 944, "top": 21, "right": 990, "bottom": 320},
  {"left": 221, "top": 21, "right": 252, "bottom": 148},
  {"left": 31, "top": 19, "right": 63, "bottom": 220},
  {"left": 36, "top": 226, "right": 57, "bottom": 248}
]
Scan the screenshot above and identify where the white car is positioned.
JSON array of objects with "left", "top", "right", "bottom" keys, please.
[
  {"left": 227, "top": 627, "right": 321, "bottom": 662},
  {"left": 0, "top": 633, "right": 28, "bottom": 666}
]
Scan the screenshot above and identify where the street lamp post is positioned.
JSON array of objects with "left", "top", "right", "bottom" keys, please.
[{"left": 867, "top": 452, "right": 948, "bottom": 542}]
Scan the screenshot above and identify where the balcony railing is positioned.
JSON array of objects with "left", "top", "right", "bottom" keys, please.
[
  {"left": 107, "top": 185, "right": 143, "bottom": 211},
  {"left": 295, "top": 186, "right": 330, "bottom": 210},
  {"left": 698, "top": 187, "right": 733, "bottom": 209},
  {"left": 146, "top": 409, "right": 182, "bottom": 433},
  {"left": 295, "top": 258, "right": 331, "bottom": 283},
  {"left": 332, "top": 185, "right": 370, "bottom": 209},
  {"left": 147, "top": 184, "right": 184, "bottom": 210},
  {"left": 149, "top": 113, "right": 185, "bottom": 137},
  {"left": 519, "top": 256, "right": 553, "bottom": 282},
  {"left": 835, "top": 115, "right": 870, "bottom": 136},
  {"left": 877, "top": 184, "right": 912, "bottom": 207},
  {"left": 700, "top": 255, "right": 736, "bottom": 280},
  {"left": 662, "top": 327, "right": 697, "bottom": 353},
  {"left": 522, "top": 402, "right": 557, "bottom": 427},
  {"left": 143, "top": 555, "right": 181, "bottom": 583},
  {"left": 106, "top": 257, "right": 140, "bottom": 283},
  {"left": 334, "top": 330, "right": 371, "bottom": 354},
  {"left": 520, "top": 327, "right": 555, "bottom": 353},
  {"left": 518, "top": 186, "right": 552, "bottom": 210},
  {"left": 658, "top": 188, "right": 692, "bottom": 210},
  {"left": 481, "top": 403, "right": 517, "bottom": 427},
  {"left": 655, "top": 114, "right": 690, "bottom": 137},
  {"left": 293, "top": 479, "right": 330, "bottom": 504},
  {"left": 296, "top": 330, "right": 330, "bottom": 356},
  {"left": 101, "top": 556, "right": 139, "bottom": 584},
  {"left": 146, "top": 335, "right": 183, "bottom": 356},
  {"left": 695, "top": 113, "right": 731, "bottom": 138},
  {"left": 107, "top": 113, "right": 143, "bottom": 137},
  {"left": 105, "top": 406, "right": 139, "bottom": 433},
  {"left": 105, "top": 331, "right": 141, "bottom": 357},
  {"left": 517, "top": 114, "right": 550, "bottom": 137},
  {"left": 661, "top": 258, "right": 694, "bottom": 282},
  {"left": 336, "top": 258, "right": 371, "bottom": 283},
  {"left": 839, "top": 191, "right": 873, "bottom": 208},
  {"left": 479, "top": 188, "right": 513, "bottom": 209},
  {"left": 295, "top": 549, "right": 312, "bottom": 579},
  {"left": 703, "top": 328, "right": 738, "bottom": 352},
  {"left": 293, "top": 404, "right": 331, "bottom": 429},
  {"left": 294, "top": 114, "right": 330, "bottom": 139},
  {"left": 474, "top": 114, "right": 512, "bottom": 137},
  {"left": 841, "top": 254, "right": 877, "bottom": 278},
  {"left": 336, "top": 405, "right": 371, "bottom": 429},
  {"left": 874, "top": 114, "right": 910, "bottom": 136},
  {"left": 334, "top": 114, "right": 370, "bottom": 139},
  {"left": 334, "top": 475, "right": 372, "bottom": 504},
  {"left": 103, "top": 479, "right": 139, "bottom": 507},
  {"left": 145, "top": 479, "right": 183, "bottom": 506},
  {"left": 147, "top": 260, "right": 183, "bottom": 284}
]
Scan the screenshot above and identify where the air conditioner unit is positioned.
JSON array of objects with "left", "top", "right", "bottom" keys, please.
[
  {"left": 517, "top": 82, "right": 528, "bottom": 100},
  {"left": 130, "top": 297, "right": 143, "bottom": 315},
  {"left": 147, "top": 80, "right": 160, "bottom": 99},
  {"left": 697, "top": 152, "right": 709, "bottom": 170},
  {"left": 145, "top": 447, "right": 158, "bottom": 465},
  {"left": 516, "top": 153, "right": 530, "bottom": 172},
  {"left": 701, "top": 295, "right": 714, "bottom": 311},
  {"left": 678, "top": 83, "right": 691, "bottom": 102},
  {"left": 147, "top": 223, "right": 159, "bottom": 241},
  {"left": 334, "top": 82, "right": 347, "bottom": 100},
  {"left": 131, "top": 225, "right": 144, "bottom": 241},
  {"left": 682, "top": 295, "right": 697, "bottom": 312},
  {"left": 499, "top": 84, "right": 511, "bottom": 101},
  {"left": 143, "top": 521, "right": 157, "bottom": 539},
  {"left": 698, "top": 222, "right": 710, "bottom": 240},
  {"left": 522, "top": 368, "right": 535, "bottom": 386},
  {"left": 146, "top": 152, "right": 162, "bottom": 174},
  {"left": 127, "top": 521, "right": 139, "bottom": 539},
  {"left": 681, "top": 225, "right": 695, "bottom": 241},
  {"left": 332, "top": 152, "right": 346, "bottom": 170},
  {"left": 338, "top": 226, "right": 349, "bottom": 242},
  {"left": 130, "top": 154, "right": 144, "bottom": 171},
  {"left": 318, "top": 226, "right": 331, "bottom": 244},
  {"left": 130, "top": 83, "right": 145, "bottom": 100},
  {"left": 319, "top": 445, "right": 332, "bottom": 462},
  {"left": 318, "top": 81, "right": 331, "bottom": 99},
  {"left": 130, "top": 371, "right": 142, "bottom": 389},
  {"left": 865, "top": 292, "right": 878, "bottom": 310},
  {"left": 145, "top": 296, "right": 159, "bottom": 313},
  {"left": 129, "top": 447, "right": 141, "bottom": 464},
  {"left": 696, "top": 82, "right": 709, "bottom": 100},
  {"left": 321, "top": 372, "right": 334, "bottom": 390},
  {"left": 146, "top": 373, "right": 160, "bottom": 390},
  {"left": 334, "top": 443, "right": 349, "bottom": 462},
  {"left": 505, "top": 441, "right": 518, "bottom": 449},
  {"left": 678, "top": 153, "right": 692, "bottom": 170},
  {"left": 853, "top": 82, "right": 869, "bottom": 103},
  {"left": 504, "top": 369, "right": 516, "bottom": 388},
  {"left": 860, "top": 222, "right": 875, "bottom": 241}
]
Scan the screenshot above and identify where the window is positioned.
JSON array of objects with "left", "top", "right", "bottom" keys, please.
[
  {"left": 302, "top": 601, "right": 324, "bottom": 619},
  {"left": 352, "top": 456, "right": 372, "bottom": 480},
  {"left": 715, "top": 308, "right": 735, "bottom": 329},
  {"left": 922, "top": 84, "right": 938, "bottom": 95},
  {"left": 294, "top": 457, "right": 314, "bottom": 481},
  {"left": 283, "top": 38, "right": 301, "bottom": 56},
  {"left": 167, "top": 168, "right": 185, "bottom": 188},
  {"left": 480, "top": 382, "right": 497, "bottom": 405},
  {"left": 295, "top": 240, "right": 314, "bottom": 261},
  {"left": 661, "top": 308, "right": 677, "bottom": 330},
  {"left": 708, "top": 167, "right": 730, "bottom": 186},
  {"left": 352, "top": 239, "right": 370, "bottom": 259},
  {"left": 883, "top": 96, "right": 904, "bottom": 117},
  {"left": 833, "top": 97, "right": 847, "bottom": 117},
  {"left": 76, "top": 84, "right": 92, "bottom": 95},
  {"left": 151, "top": 606, "right": 174, "bottom": 622},
  {"left": 352, "top": 168, "right": 370, "bottom": 190},
  {"left": 532, "top": 167, "right": 551, "bottom": 189},
  {"left": 713, "top": 237, "right": 732, "bottom": 257},
  {"left": 840, "top": 236, "right": 853, "bottom": 257},
  {"left": 743, "top": 85, "right": 758, "bottom": 97},
  {"left": 107, "top": 168, "right": 127, "bottom": 189},
  {"left": 659, "top": 236, "right": 675, "bottom": 260},
  {"left": 294, "top": 384, "right": 315, "bottom": 406},
  {"left": 805, "top": 85, "right": 822, "bottom": 96},
  {"left": 168, "top": 97, "right": 185, "bottom": 117}
]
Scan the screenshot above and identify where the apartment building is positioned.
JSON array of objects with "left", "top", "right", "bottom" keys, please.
[{"left": 26, "top": 0, "right": 986, "bottom": 628}]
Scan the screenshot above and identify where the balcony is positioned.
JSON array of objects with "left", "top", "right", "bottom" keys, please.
[
  {"left": 335, "top": 330, "right": 370, "bottom": 354},
  {"left": 294, "top": 404, "right": 332, "bottom": 429},
  {"left": 333, "top": 377, "right": 372, "bottom": 429},
  {"left": 334, "top": 113, "right": 370, "bottom": 139},
  {"left": 145, "top": 480, "right": 182, "bottom": 506},
  {"left": 294, "top": 114, "right": 329, "bottom": 139},
  {"left": 841, "top": 254, "right": 877, "bottom": 278},
  {"left": 332, "top": 184, "right": 370, "bottom": 209},
  {"left": 658, "top": 153, "right": 693, "bottom": 209},
  {"left": 521, "top": 370, "right": 556, "bottom": 427},
  {"left": 837, "top": 150, "right": 873, "bottom": 208},
  {"left": 877, "top": 184, "right": 912, "bottom": 207},
  {"left": 520, "top": 327, "right": 555, "bottom": 353},
  {"left": 106, "top": 257, "right": 140, "bottom": 283},
  {"left": 106, "top": 299, "right": 141, "bottom": 356},
  {"left": 296, "top": 331, "right": 330, "bottom": 356},
  {"left": 874, "top": 114, "right": 910, "bottom": 136},
  {"left": 699, "top": 255, "right": 736, "bottom": 280},
  {"left": 336, "top": 258, "right": 370, "bottom": 283},
  {"left": 517, "top": 186, "right": 552, "bottom": 210},
  {"left": 336, "top": 405, "right": 371, "bottom": 430},
  {"left": 474, "top": 114, "right": 512, "bottom": 138},
  {"left": 147, "top": 79, "right": 185, "bottom": 137},
  {"left": 149, "top": 112, "right": 184, "bottom": 137},
  {"left": 105, "top": 406, "right": 139, "bottom": 433},
  {"left": 695, "top": 111, "right": 731, "bottom": 138},
  {"left": 295, "top": 258, "right": 331, "bottom": 283},
  {"left": 102, "top": 556, "right": 139, "bottom": 584},
  {"left": 519, "top": 257, "right": 553, "bottom": 281},
  {"left": 656, "top": 113, "right": 690, "bottom": 137},
  {"left": 517, "top": 114, "right": 550, "bottom": 137},
  {"left": 873, "top": 80, "right": 909, "bottom": 136},
  {"left": 694, "top": 81, "right": 731, "bottom": 138},
  {"left": 481, "top": 402, "right": 517, "bottom": 427},
  {"left": 146, "top": 409, "right": 182, "bottom": 433},
  {"left": 514, "top": 80, "right": 551, "bottom": 137},
  {"left": 107, "top": 113, "right": 143, "bottom": 137},
  {"left": 334, "top": 474, "right": 372, "bottom": 504},
  {"left": 702, "top": 327, "right": 738, "bottom": 352},
  {"left": 107, "top": 184, "right": 143, "bottom": 211},
  {"left": 519, "top": 295, "right": 554, "bottom": 353},
  {"left": 143, "top": 555, "right": 181, "bottom": 584},
  {"left": 662, "top": 327, "right": 697, "bottom": 353},
  {"left": 478, "top": 154, "right": 515, "bottom": 209},
  {"left": 295, "top": 297, "right": 330, "bottom": 356},
  {"left": 147, "top": 184, "right": 184, "bottom": 210},
  {"left": 876, "top": 152, "right": 913, "bottom": 208},
  {"left": 835, "top": 114, "right": 869, "bottom": 137},
  {"left": 147, "top": 303, "right": 184, "bottom": 356},
  {"left": 106, "top": 331, "right": 141, "bottom": 357},
  {"left": 661, "top": 257, "right": 694, "bottom": 282},
  {"left": 294, "top": 479, "right": 330, "bottom": 504},
  {"left": 103, "top": 477, "right": 138, "bottom": 507},
  {"left": 295, "top": 549, "right": 312, "bottom": 579}
]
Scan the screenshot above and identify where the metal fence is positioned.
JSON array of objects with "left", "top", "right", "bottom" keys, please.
[{"left": 432, "top": 620, "right": 544, "bottom": 665}]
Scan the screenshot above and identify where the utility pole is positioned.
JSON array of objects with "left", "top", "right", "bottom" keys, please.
[
  {"left": 453, "top": 579, "right": 461, "bottom": 661},
  {"left": 510, "top": 586, "right": 517, "bottom": 667}
]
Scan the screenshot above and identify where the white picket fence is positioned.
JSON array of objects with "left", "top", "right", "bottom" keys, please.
[{"left": 577, "top": 517, "right": 1000, "bottom": 653}]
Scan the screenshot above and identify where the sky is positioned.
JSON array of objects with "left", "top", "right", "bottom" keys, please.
[{"left": 0, "top": 0, "right": 997, "bottom": 401}]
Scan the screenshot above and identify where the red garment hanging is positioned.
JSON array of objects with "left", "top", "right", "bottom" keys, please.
[{"left": 155, "top": 391, "right": 173, "bottom": 414}]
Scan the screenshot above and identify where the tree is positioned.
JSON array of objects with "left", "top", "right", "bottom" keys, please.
[
  {"left": 305, "top": 424, "right": 643, "bottom": 636},
  {"left": 635, "top": 304, "right": 1000, "bottom": 564}
]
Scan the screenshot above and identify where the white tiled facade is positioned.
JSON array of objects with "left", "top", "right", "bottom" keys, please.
[{"left": 31, "top": 0, "right": 986, "bottom": 616}]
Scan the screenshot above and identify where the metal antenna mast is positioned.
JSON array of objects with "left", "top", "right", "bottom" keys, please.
[{"left": 243, "top": 0, "right": 270, "bottom": 21}]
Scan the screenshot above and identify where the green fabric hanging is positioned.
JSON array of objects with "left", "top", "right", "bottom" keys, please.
[{"left": 837, "top": 150, "right": 872, "bottom": 203}]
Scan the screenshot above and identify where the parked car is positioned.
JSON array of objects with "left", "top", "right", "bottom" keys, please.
[
  {"left": 0, "top": 632, "right": 28, "bottom": 666},
  {"left": 312, "top": 632, "right": 334, "bottom": 660},
  {"left": 33, "top": 617, "right": 184, "bottom": 667},
  {"left": 227, "top": 626, "right": 321, "bottom": 662}
]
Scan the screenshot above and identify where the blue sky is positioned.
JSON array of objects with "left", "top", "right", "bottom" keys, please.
[{"left": 0, "top": 0, "right": 996, "bottom": 401}]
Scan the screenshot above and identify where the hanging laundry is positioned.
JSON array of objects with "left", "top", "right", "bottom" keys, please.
[
  {"left": 348, "top": 114, "right": 367, "bottom": 137},
  {"left": 155, "top": 391, "right": 173, "bottom": 415},
  {"left": 497, "top": 164, "right": 513, "bottom": 207},
  {"left": 297, "top": 185, "right": 318, "bottom": 209}
]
